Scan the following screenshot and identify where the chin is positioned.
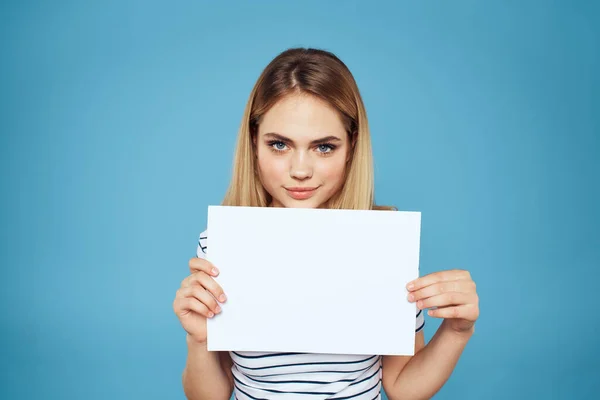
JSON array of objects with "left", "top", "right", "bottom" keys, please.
[
  {"left": 290, "top": 200, "right": 323, "bottom": 209},
  {"left": 280, "top": 198, "right": 323, "bottom": 209},
  {"left": 269, "top": 192, "right": 326, "bottom": 209}
]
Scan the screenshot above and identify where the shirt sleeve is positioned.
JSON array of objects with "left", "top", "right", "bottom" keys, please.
[
  {"left": 415, "top": 307, "right": 425, "bottom": 332},
  {"left": 196, "top": 229, "right": 208, "bottom": 259}
]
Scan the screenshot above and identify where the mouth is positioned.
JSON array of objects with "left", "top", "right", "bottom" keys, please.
[{"left": 284, "top": 186, "right": 320, "bottom": 200}]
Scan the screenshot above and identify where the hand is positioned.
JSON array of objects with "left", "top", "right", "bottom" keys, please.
[
  {"left": 173, "top": 257, "right": 228, "bottom": 344},
  {"left": 406, "top": 269, "right": 479, "bottom": 334}
]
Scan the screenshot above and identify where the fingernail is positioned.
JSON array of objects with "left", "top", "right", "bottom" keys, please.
[
  {"left": 208, "top": 312, "right": 214, "bottom": 318},
  {"left": 407, "top": 294, "right": 415, "bottom": 302},
  {"left": 215, "top": 306, "right": 222, "bottom": 313},
  {"left": 407, "top": 283, "right": 414, "bottom": 290},
  {"left": 211, "top": 268, "right": 219, "bottom": 276},
  {"left": 219, "top": 294, "right": 227, "bottom": 302}
]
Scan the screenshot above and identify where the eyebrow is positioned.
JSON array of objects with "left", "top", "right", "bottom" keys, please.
[{"left": 263, "top": 132, "right": 342, "bottom": 145}]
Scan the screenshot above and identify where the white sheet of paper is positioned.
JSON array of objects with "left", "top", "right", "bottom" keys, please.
[{"left": 205, "top": 205, "right": 421, "bottom": 356}]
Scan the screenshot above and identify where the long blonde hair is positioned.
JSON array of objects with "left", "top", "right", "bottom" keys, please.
[{"left": 222, "top": 48, "right": 393, "bottom": 211}]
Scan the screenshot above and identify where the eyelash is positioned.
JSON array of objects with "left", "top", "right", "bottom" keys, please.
[{"left": 267, "top": 141, "right": 337, "bottom": 155}]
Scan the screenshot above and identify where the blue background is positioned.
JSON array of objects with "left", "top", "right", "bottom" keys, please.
[{"left": 1, "top": 1, "right": 598, "bottom": 399}]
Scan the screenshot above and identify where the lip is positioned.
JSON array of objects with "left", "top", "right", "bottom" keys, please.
[{"left": 285, "top": 186, "right": 319, "bottom": 200}]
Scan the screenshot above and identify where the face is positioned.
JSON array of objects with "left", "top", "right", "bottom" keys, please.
[{"left": 255, "top": 93, "right": 352, "bottom": 209}]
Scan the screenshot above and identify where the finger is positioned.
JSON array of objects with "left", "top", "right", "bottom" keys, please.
[
  {"left": 407, "top": 269, "right": 471, "bottom": 291},
  {"left": 416, "top": 292, "right": 475, "bottom": 310},
  {"left": 427, "top": 304, "right": 479, "bottom": 320},
  {"left": 181, "top": 273, "right": 203, "bottom": 288},
  {"left": 181, "top": 268, "right": 225, "bottom": 296},
  {"left": 179, "top": 286, "right": 222, "bottom": 315},
  {"left": 408, "top": 279, "right": 475, "bottom": 302},
  {"left": 189, "top": 257, "right": 220, "bottom": 277},
  {"left": 175, "top": 297, "right": 215, "bottom": 318},
  {"left": 187, "top": 271, "right": 227, "bottom": 303}
]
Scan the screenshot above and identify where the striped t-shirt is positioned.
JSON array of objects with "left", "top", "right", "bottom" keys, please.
[{"left": 196, "top": 230, "right": 425, "bottom": 399}]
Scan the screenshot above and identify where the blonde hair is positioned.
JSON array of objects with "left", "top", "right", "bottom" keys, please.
[{"left": 222, "top": 48, "right": 394, "bottom": 211}]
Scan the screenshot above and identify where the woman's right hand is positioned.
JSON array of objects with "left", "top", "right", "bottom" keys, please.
[{"left": 173, "top": 257, "right": 227, "bottom": 344}]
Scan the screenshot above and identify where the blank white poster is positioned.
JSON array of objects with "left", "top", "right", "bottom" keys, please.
[{"left": 205, "top": 205, "right": 421, "bottom": 356}]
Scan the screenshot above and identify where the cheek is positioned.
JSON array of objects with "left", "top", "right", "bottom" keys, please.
[
  {"left": 257, "top": 151, "right": 288, "bottom": 181},
  {"left": 316, "top": 156, "right": 347, "bottom": 182}
]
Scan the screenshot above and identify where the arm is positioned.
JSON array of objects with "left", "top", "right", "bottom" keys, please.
[
  {"left": 177, "top": 247, "right": 234, "bottom": 400},
  {"left": 382, "top": 322, "right": 473, "bottom": 400},
  {"left": 182, "top": 335, "right": 234, "bottom": 400},
  {"left": 382, "top": 269, "right": 479, "bottom": 400}
]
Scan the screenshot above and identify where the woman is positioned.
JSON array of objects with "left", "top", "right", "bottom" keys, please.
[{"left": 173, "top": 48, "right": 479, "bottom": 400}]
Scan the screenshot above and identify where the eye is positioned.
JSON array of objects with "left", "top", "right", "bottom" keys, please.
[
  {"left": 268, "top": 141, "right": 288, "bottom": 152},
  {"left": 316, "top": 144, "right": 335, "bottom": 153}
]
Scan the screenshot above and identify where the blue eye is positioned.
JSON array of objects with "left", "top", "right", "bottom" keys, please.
[
  {"left": 269, "top": 141, "right": 287, "bottom": 151},
  {"left": 317, "top": 144, "right": 334, "bottom": 153}
]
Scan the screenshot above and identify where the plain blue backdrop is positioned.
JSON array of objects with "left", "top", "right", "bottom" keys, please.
[{"left": 1, "top": 1, "right": 598, "bottom": 399}]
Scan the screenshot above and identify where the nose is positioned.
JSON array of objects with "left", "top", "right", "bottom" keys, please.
[{"left": 289, "top": 150, "right": 313, "bottom": 180}]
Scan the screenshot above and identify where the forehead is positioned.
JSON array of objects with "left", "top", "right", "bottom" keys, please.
[{"left": 258, "top": 94, "right": 346, "bottom": 141}]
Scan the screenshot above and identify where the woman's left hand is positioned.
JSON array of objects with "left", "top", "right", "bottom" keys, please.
[{"left": 406, "top": 269, "right": 479, "bottom": 334}]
